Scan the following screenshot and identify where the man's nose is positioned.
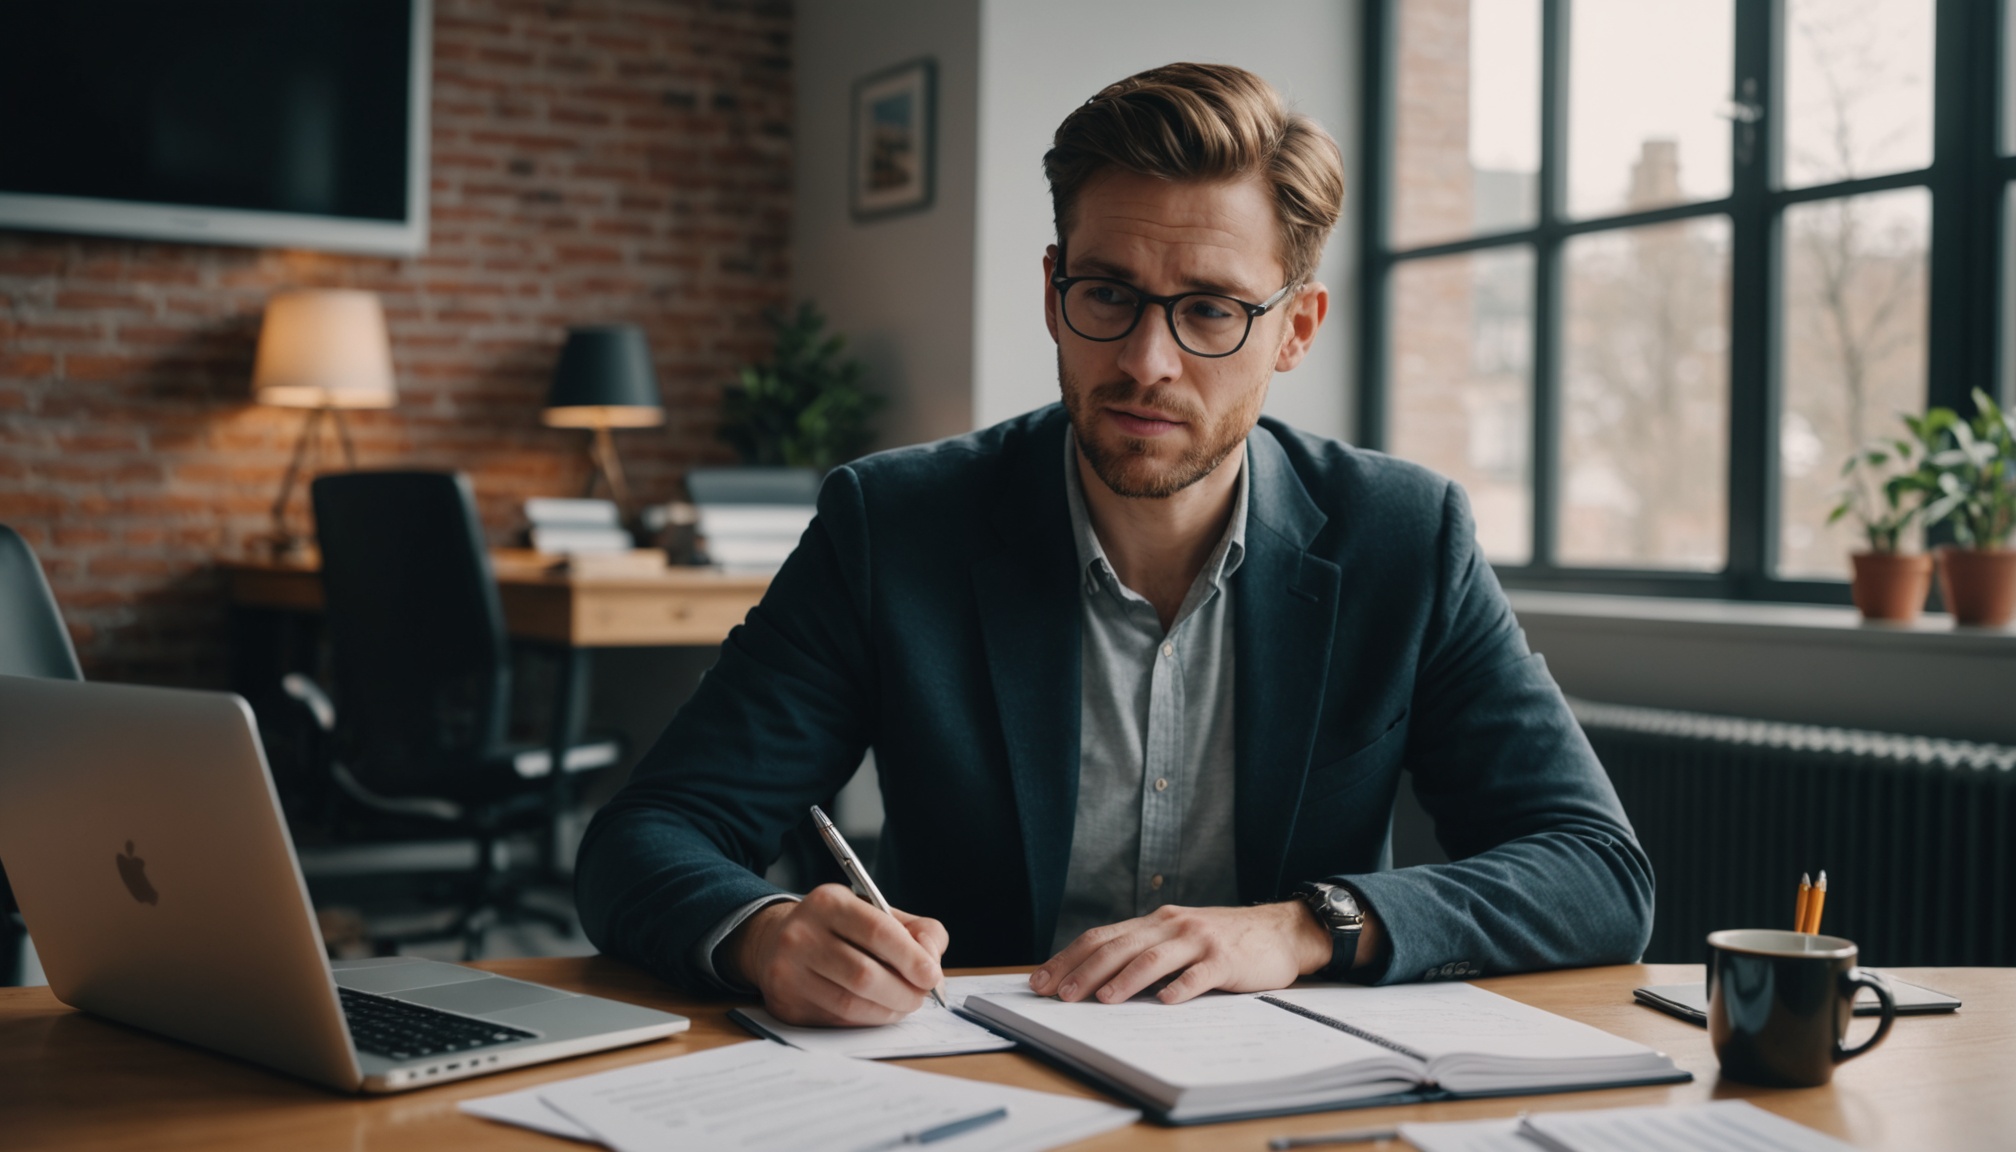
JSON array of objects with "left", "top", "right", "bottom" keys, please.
[{"left": 1115, "top": 302, "right": 1184, "bottom": 386}]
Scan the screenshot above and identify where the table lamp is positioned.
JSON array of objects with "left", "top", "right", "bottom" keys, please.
[
  {"left": 542, "top": 324, "right": 664, "bottom": 508},
  {"left": 252, "top": 289, "right": 397, "bottom": 559}
]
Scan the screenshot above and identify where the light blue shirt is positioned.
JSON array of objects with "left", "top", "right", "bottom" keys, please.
[{"left": 1050, "top": 429, "right": 1246, "bottom": 952}]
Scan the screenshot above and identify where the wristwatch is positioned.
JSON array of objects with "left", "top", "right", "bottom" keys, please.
[{"left": 1292, "top": 880, "right": 1365, "bottom": 981}]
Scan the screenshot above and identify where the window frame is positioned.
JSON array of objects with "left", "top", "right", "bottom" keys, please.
[{"left": 1356, "top": 0, "right": 2010, "bottom": 603}]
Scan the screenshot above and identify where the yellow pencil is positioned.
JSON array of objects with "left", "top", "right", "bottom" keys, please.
[
  {"left": 1795, "top": 872, "right": 1812, "bottom": 933},
  {"left": 1802, "top": 870, "right": 1828, "bottom": 935}
]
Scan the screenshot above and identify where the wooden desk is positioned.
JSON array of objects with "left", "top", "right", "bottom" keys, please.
[
  {"left": 221, "top": 554, "right": 770, "bottom": 867},
  {"left": 3, "top": 962, "right": 2009, "bottom": 1151},
  {"left": 220, "top": 553, "right": 772, "bottom": 648}
]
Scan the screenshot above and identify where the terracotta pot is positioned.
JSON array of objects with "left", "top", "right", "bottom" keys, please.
[
  {"left": 1936, "top": 547, "right": 2016, "bottom": 628},
  {"left": 1849, "top": 552, "right": 1933, "bottom": 622}
]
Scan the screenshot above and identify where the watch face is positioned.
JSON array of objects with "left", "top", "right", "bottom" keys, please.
[{"left": 1325, "top": 887, "right": 1361, "bottom": 922}]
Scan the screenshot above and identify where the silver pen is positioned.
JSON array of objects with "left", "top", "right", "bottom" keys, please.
[{"left": 810, "top": 805, "right": 949, "bottom": 1010}]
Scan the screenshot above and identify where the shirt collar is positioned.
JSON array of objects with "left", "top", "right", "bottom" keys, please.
[{"left": 1062, "top": 425, "right": 1249, "bottom": 597}]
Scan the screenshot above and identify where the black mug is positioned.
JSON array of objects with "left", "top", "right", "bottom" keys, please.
[{"left": 1706, "top": 929, "right": 1896, "bottom": 1087}]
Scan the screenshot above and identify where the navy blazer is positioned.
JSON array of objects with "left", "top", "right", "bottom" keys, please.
[{"left": 576, "top": 406, "right": 1653, "bottom": 990}]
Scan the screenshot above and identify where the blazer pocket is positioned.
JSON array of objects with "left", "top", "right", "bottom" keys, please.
[{"left": 1301, "top": 710, "right": 1410, "bottom": 804}]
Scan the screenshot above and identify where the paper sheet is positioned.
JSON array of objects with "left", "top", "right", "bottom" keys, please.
[
  {"left": 733, "top": 974, "right": 1028, "bottom": 1059},
  {"left": 460, "top": 1089, "right": 596, "bottom": 1142},
  {"left": 464, "top": 1040, "right": 1136, "bottom": 1152},
  {"left": 1397, "top": 1101, "right": 1856, "bottom": 1152},
  {"left": 1521, "top": 1100, "right": 1856, "bottom": 1151}
]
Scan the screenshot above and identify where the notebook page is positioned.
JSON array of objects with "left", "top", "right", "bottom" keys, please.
[
  {"left": 1267, "top": 983, "right": 1652, "bottom": 1061},
  {"left": 964, "top": 991, "right": 1410, "bottom": 1093},
  {"left": 1265, "top": 983, "right": 1673, "bottom": 1092}
]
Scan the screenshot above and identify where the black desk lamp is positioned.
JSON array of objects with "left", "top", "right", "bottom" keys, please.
[{"left": 542, "top": 325, "right": 664, "bottom": 508}]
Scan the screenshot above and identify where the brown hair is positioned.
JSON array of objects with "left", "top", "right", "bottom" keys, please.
[{"left": 1043, "top": 62, "right": 1345, "bottom": 286}]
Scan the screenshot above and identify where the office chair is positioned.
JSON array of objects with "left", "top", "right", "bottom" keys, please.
[
  {"left": 0, "top": 523, "right": 86, "bottom": 986},
  {"left": 292, "top": 472, "right": 621, "bottom": 957}
]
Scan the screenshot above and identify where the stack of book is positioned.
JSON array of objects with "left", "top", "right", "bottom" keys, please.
[
  {"left": 686, "top": 468, "right": 819, "bottom": 572},
  {"left": 523, "top": 498, "right": 632, "bottom": 556}
]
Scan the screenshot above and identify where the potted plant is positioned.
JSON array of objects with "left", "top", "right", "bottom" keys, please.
[
  {"left": 1919, "top": 388, "right": 2016, "bottom": 627},
  {"left": 717, "top": 303, "right": 884, "bottom": 473},
  {"left": 1827, "top": 416, "right": 1938, "bottom": 622}
]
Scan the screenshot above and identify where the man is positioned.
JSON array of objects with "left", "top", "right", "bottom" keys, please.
[{"left": 577, "top": 63, "right": 1651, "bottom": 1026}]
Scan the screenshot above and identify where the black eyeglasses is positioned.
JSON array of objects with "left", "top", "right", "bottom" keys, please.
[{"left": 1050, "top": 266, "right": 1296, "bottom": 358}]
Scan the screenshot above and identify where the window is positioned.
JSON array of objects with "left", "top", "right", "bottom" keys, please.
[{"left": 1359, "top": 0, "right": 2009, "bottom": 601}]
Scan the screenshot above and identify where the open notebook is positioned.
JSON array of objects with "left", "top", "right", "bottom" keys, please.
[{"left": 959, "top": 982, "right": 1688, "bottom": 1125}]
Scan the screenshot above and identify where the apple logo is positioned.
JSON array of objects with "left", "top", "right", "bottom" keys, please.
[{"left": 116, "top": 840, "right": 158, "bottom": 905}]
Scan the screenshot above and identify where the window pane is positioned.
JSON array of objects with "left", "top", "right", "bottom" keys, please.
[
  {"left": 1778, "top": 190, "right": 1930, "bottom": 578},
  {"left": 1392, "top": 0, "right": 1542, "bottom": 249},
  {"left": 1389, "top": 248, "right": 1536, "bottom": 563},
  {"left": 2006, "top": 0, "right": 2016, "bottom": 155},
  {"left": 1567, "top": 0, "right": 1733, "bottom": 219},
  {"left": 1560, "top": 219, "right": 1732, "bottom": 569},
  {"left": 1784, "top": 0, "right": 1933, "bottom": 188}
]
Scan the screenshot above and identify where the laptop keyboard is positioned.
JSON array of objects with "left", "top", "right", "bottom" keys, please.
[{"left": 339, "top": 986, "right": 537, "bottom": 1061}]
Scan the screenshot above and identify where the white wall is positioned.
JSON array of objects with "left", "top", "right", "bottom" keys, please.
[
  {"left": 973, "top": 0, "right": 1360, "bottom": 440},
  {"left": 794, "top": 0, "right": 982, "bottom": 450}
]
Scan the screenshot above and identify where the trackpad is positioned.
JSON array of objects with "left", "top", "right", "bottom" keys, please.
[{"left": 400, "top": 976, "right": 573, "bottom": 1016}]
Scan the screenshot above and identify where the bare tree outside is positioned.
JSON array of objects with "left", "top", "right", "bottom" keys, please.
[
  {"left": 1559, "top": 147, "right": 1731, "bottom": 570},
  {"left": 1777, "top": 0, "right": 1933, "bottom": 577}
]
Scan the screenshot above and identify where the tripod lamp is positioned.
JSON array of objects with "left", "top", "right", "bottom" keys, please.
[
  {"left": 253, "top": 289, "right": 396, "bottom": 559},
  {"left": 542, "top": 325, "right": 664, "bottom": 508}
]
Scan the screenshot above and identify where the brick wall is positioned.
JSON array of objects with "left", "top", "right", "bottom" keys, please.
[{"left": 0, "top": 0, "right": 792, "bottom": 685}]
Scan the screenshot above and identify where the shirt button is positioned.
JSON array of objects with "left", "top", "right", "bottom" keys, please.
[
  {"left": 1154, "top": 777, "right": 1169, "bottom": 792},
  {"left": 1161, "top": 642, "right": 1174, "bottom": 657},
  {"left": 1150, "top": 874, "right": 1164, "bottom": 890}
]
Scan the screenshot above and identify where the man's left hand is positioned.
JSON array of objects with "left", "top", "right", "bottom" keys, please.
[{"left": 1029, "top": 901, "right": 1337, "bottom": 1005}]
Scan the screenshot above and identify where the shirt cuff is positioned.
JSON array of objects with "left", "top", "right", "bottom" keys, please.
[{"left": 692, "top": 893, "right": 802, "bottom": 995}]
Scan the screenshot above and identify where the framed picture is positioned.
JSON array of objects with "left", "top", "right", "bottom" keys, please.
[{"left": 851, "top": 58, "right": 936, "bottom": 220}]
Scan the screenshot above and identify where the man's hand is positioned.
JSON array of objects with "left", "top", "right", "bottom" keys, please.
[
  {"left": 1030, "top": 901, "right": 1376, "bottom": 1005},
  {"left": 724, "top": 884, "right": 949, "bottom": 1026}
]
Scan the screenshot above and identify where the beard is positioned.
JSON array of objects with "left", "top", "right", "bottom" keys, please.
[{"left": 1059, "top": 355, "right": 1263, "bottom": 499}]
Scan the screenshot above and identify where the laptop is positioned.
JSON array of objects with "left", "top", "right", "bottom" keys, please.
[{"left": 0, "top": 674, "right": 688, "bottom": 1093}]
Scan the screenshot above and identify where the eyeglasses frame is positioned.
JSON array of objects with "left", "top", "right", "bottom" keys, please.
[{"left": 1049, "top": 262, "right": 1299, "bottom": 359}]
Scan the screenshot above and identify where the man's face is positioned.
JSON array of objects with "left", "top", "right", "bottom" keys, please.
[{"left": 1046, "top": 169, "right": 1324, "bottom": 500}]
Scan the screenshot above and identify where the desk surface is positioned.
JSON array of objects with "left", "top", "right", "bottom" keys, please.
[
  {"left": 2, "top": 961, "right": 2008, "bottom": 1151},
  {"left": 220, "top": 553, "right": 771, "bottom": 647}
]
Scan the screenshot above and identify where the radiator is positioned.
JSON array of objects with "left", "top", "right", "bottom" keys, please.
[{"left": 1570, "top": 699, "right": 2016, "bottom": 967}]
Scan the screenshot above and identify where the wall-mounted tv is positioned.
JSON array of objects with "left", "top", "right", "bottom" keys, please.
[{"left": 0, "top": 0, "right": 431, "bottom": 257}]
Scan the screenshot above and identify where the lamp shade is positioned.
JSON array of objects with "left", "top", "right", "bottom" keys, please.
[
  {"left": 543, "top": 325, "right": 665, "bottom": 429},
  {"left": 252, "top": 289, "right": 397, "bottom": 409}
]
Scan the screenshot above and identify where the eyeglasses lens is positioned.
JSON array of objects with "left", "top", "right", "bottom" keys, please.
[{"left": 1060, "top": 281, "right": 1250, "bottom": 356}]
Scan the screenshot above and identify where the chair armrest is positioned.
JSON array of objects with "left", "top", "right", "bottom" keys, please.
[{"left": 281, "top": 672, "right": 336, "bottom": 733}]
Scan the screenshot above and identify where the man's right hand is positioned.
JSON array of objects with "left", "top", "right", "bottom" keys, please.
[{"left": 724, "top": 884, "right": 949, "bottom": 1026}]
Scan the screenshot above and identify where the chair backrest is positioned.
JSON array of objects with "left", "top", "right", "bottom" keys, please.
[
  {"left": 0, "top": 523, "right": 82, "bottom": 934},
  {"left": 0, "top": 524, "right": 83, "bottom": 681},
  {"left": 310, "top": 472, "right": 511, "bottom": 795}
]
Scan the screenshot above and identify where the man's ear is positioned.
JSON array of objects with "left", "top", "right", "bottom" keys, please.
[
  {"left": 1043, "top": 245, "right": 1061, "bottom": 344},
  {"left": 1273, "top": 281, "right": 1329, "bottom": 373}
]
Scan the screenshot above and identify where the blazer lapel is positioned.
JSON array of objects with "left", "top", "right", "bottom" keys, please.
[
  {"left": 1234, "top": 428, "right": 1342, "bottom": 901},
  {"left": 971, "top": 411, "right": 1082, "bottom": 956}
]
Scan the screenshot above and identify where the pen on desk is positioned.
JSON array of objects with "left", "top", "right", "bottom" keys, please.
[
  {"left": 1794, "top": 872, "right": 1812, "bottom": 933},
  {"left": 1268, "top": 1125, "right": 1399, "bottom": 1149},
  {"left": 852, "top": 1107, "right": 1010, "bottom": 1152},
  {"left": 1803, "top": 870, "right": 1827, "bottom": 935},
  {"left": 810, "top": 805, "right": 949, "bottom": 1010}
]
